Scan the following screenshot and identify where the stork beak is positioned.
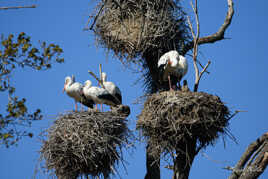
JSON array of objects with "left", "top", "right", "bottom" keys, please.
[{"left": 168, "top": 59, "right": 172, "bottom": 65}]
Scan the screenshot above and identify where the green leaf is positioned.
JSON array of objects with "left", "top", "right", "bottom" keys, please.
[{"left": 3, "top": 133, "right": 13, "bottom": 139}]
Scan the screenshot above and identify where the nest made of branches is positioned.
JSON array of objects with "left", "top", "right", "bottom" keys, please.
[
  {"left": 137, "top": 91, "right": 231, "bottom": 157},
  {"left": 90, "top": 0, "right": 191, "bottom": 63},
  {"left": 40, "top": 106, "right": 132, "bottom": 179}
]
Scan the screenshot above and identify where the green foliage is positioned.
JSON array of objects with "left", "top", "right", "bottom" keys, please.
[{"left": 0, "top": 32, "right": 64, "bottom": 147}]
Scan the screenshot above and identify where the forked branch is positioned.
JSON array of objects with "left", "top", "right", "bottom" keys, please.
[
  {"left": 182, "top": 0, "right": 234, "bottom": 55},
  {"left": 193, "top": 60, "right": 211, "bottom": 92},
  {"left": 187, "top": 0, "right": 211, "bottom": 92}
]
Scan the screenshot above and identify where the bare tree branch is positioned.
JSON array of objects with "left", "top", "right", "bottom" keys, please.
[
  {"left": 228, "top": 132, "right": 268, "bottom": 179},
  {"left": 86, "top": 1, "right": 106, "bottom": 31},
  {"left": 88, "top": 70, "right": 103, "bottom": 88},
  {"left": 227, "top": 110, "right": 247, "bottom": 121},
  {"left": 0, "top": 5, "right": 36, "bottom": 10},
  {"left": 187, "top": 0, "right": 211, "bottom": 92},
  {"left": 193, "top": 60, "right": 211, "bottom": 91},
  {"left": 88, "top": 64, "right": 104, "bottom": 88},
  {"left": 182, "top": 0, "right": 234, "bottom": 55},
  {"left": 187, "top": 16, "right": 199, "bottom": 91},
  {"left": 197, "top": 59, "right": 210, "bottom": 74}
]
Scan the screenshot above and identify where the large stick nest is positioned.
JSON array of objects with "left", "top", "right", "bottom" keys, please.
[
  {"left": 90, "top": 0, "right": 191, "bottom": 63},
  {"left": 137, "top": 91, "right": 231, "bottom": 157},
  {"left": 40, "top": 106, "right": 132, "bottom": 179}
]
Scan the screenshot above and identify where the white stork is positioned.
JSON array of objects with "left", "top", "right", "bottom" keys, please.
[
  {"left": 63, "top": 76, "right": 94, "bottom": 111},
  {"left": 83, "top": 80, "right": 120, "bottom": 110},
  {"left": 101, "top": 72, "right": 122, "bottom": 104},
  {"left": 157, "top": 50, "right": 188, "bottom": 90}
]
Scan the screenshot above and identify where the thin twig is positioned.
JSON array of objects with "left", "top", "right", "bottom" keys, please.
[
  {"left": 227, "top": 110, "right": 247, "bottom": 120},
  {"left": 88, "top": 2, "right": 106, "bottom": 30},
  {"left": 197, "top": 59, "right": 210, "bottom": 74},
  {"left": 194, "top": 60, "right": 211, "bottom": 91},
  {"left": 187, "top": 17, "right": 196, "bottom": 40},
  {"left": 0, "top": 5, "right": 36, "bottom": 10},
  {"left": 99, "top": 64, "right": 103, "bottom": 87}
]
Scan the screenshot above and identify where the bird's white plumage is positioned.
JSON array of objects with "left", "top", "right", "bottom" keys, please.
[
  {"left": 157, "top": 50, "right": 188, "bottom": 82},
  {"left": 157, "top": 50, "right": 188, "bottom": 90},
  {"left": 64, "top": 76, "right": 94, "bottom": 111},
  {"left": 83, "top": 80, "right": 102, "bottom": 104},
  {"left": 64, "top": 76, "right": 84, "bottom": 103},
  {"left": 83, "top": 80, "right": 119, "bottom": 107},
  {"left": 101, "top": 72, "right": 122, "bottom": 104}
]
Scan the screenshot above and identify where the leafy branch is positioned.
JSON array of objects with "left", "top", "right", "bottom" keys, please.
[{"left": 0, "top": 32, "right": 64, "bottom": 147}]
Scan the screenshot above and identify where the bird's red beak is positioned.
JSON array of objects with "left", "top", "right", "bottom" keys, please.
[{"left": 168, "top": 59, "right": 172, "bottom": 65}]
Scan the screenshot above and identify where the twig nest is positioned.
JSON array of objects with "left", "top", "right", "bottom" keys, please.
[
  {"left": 40, "top": 106, "right": 131, "bottom": 179},
  {"left": 137, "top": 91, "right": 230, "bottom": 156},
  {"left": 91, "top": 0, "right": 190, "bottom": 62}
]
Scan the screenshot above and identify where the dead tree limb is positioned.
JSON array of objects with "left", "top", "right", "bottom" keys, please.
[
  {"left": 0, "top": 5, "right": 36, "bottom": 10},
  {"left": 193, "top": 60, "right": 211, "bottom": 92},
  {"left": 187, "top": 0, "right": 211, "bottom": 92},
  {"left": 182, "top": 0, "right": 234, "bottom": 55},
  {"left": 227, "top": 132, "right": 268, "bottom": 179},
  {"left": 88, "top": 70, "right": 104, "bottom": 88}
]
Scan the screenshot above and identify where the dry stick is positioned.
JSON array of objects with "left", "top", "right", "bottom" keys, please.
[
  {"left": 0, "top": 5, "right": 36, "bottom": 10},
  {"left": 197, "top": 59, "right": 210, "bottom": 74},
  {"left": 194, "top": 60, "right": 211, "bottom": 92},
  {"left": 182, "top": 0, "right": 234, "bottom": 55},
  {"left": 88, "top": 2, "right": 105, "bottom": 30},
  {"left": 188, "top": 54, "right": 210, "bottom": 74},
  {"left": 227, "top": 110, "right": 247, "bottom": 120},
  {"left": 188, "top": 0, "right": 212, "bottom": 92},
  {"left": 187, "top": 17, "right": 199, "bottom": 91},
  {"left": 99, "top": 64, "right": 103, "bottom": 87},
  {"left": 88, "top": 70, "right": 103, "bottom": 88}
]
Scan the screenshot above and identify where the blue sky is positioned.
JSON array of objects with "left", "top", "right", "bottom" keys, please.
[{"left": 0, "top": 0, "right": 268, "bottom": 178}]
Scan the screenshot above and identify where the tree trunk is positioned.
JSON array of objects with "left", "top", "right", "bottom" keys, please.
[
  {"left": 144, "top": 143, "right": 161, "bottom": 179},
  {"left": 173, "top": 139, "right": 197, "bottom": 179}
]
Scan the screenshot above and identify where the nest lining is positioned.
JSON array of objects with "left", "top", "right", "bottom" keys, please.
[
  {"left": 40, "top": 107, "right": 131, "bottom": 179},
  {"left": 137, "top": 91, "right": 231, "bottom": 157},
  {"left": 90, "top": 0, "right": 191, "bottom": 62}
]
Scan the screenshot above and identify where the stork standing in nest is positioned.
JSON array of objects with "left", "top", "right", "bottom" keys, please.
[
  {"left": 63, "top": 76, "right": 94, "bottom": 111},
  {"left": 158, "top": 50, "right": 188, "bottom": 90},
  {"left": 101, "top": 72, "right": 122, "bottom": 104},
  {"left": 83, "top": 80, "right": 121, "bottom": 111}
]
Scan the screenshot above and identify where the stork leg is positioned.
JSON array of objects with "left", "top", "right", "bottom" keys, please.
[
  {"left": 168, "top": 75, "right": 173, "bottom": 91},
  {"left": 79, "top": 99, "right": 83, "bottom": 111},
  {"left": 178, "top": 77, "right": 182, "bottom": 91},
  {"left": 75, "top": 101, "right": 78, "bottom": 112}
]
